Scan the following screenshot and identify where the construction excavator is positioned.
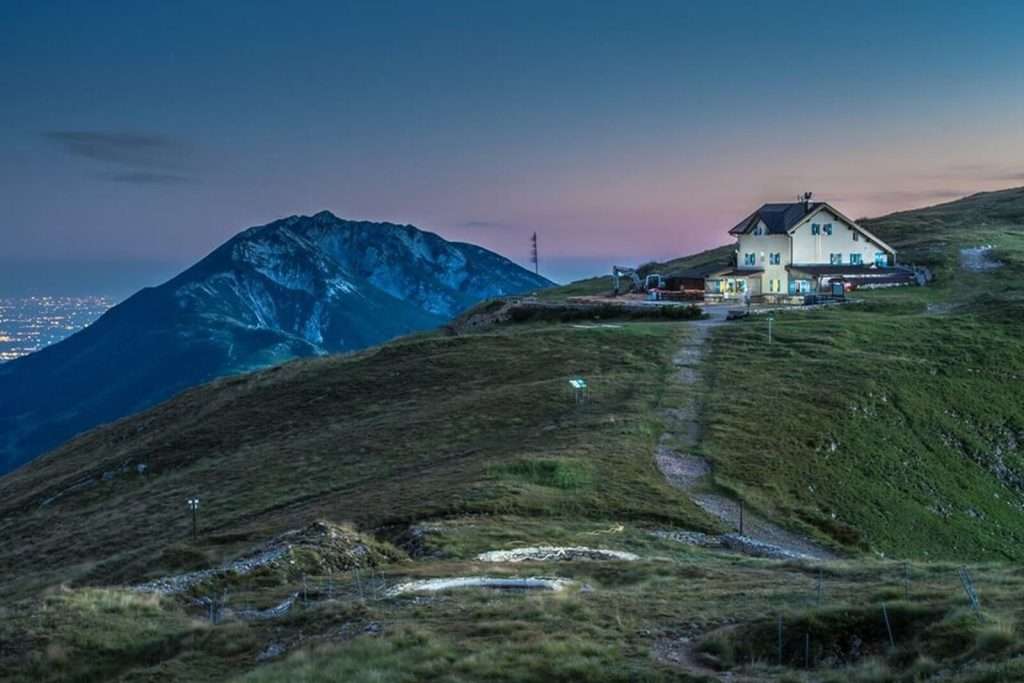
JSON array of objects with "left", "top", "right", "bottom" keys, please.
[{"left": 612, "top": 266, "right": 664, "bottom": 295}]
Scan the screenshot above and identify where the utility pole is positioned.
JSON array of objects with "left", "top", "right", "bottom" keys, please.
[
  {"left": 530, "top": 232, "right": 539, "bottom": 275},
  {"left": 187, "top": 497, "right": 200, "bottom": 541}
]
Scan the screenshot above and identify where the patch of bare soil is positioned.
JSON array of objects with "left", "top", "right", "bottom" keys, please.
[
  {"left": 655, "top": 449, "right": 710, "bottom": 491},
  {"left": 653, "top": 626, "right": 763, "bottom": 683}
]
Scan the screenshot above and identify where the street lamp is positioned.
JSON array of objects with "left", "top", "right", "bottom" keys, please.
[
  {"left": 768, "top": 314, "right": 774, "bottom": 345},
  {"left": 569, "top": 378, "right": 589, "bottom": 404},
  {"left": 187, "top": 497, "right": 200, "bottom": 541}
]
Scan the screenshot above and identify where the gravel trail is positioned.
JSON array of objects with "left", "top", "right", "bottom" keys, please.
[{"left": 656, "top": 305, "right": 835, "bottom": 561}]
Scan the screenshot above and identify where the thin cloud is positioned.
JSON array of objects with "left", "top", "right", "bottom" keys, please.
[
  {"left": 43, "top": 130, "right": 196, "bottom": 183},
  {"left": 458, "top": 220, "right": 516, "bottom": 230},
  {"left": 989, "top": 171, "right": 1024, "bottom": 181},
  {"left": 103, "top": 171, "right": 192, "bottom": 185},
  {"left": 928, "top": 164, "right": 1024, "bottom": 183}
]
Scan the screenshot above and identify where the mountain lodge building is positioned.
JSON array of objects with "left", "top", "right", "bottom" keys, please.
[{"left": 706, "top": 196, "right": 909, "bottom": 302}]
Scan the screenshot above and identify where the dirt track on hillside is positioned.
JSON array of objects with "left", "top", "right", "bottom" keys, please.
[{"left": 655, "top": 306, "right": 835, "bottom": 561}]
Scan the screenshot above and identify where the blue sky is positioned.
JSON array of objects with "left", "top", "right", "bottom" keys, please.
[{"left": 1, "top": 0, "right": 1022, "bottom": 287}]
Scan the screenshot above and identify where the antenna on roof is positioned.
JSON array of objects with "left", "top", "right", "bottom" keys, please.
[{"left": 802, "top": 191, "right": 813, "bottom": 211}]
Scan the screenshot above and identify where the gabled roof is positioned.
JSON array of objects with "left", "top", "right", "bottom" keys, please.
[
  {"left": 787, "top": 264, "right": 878, "bottom": 276},
  {"left": 675, "top": 261, "right": 734, "bottom": 279},
  {"left": 729, "top": 202, "right": 824, "bottom": 236},
  {"left": 730, "top": 200, "right": 897, "bottom": 255},
  {"left": 788, "top": 264, "right": 912, "bottom": 277}
]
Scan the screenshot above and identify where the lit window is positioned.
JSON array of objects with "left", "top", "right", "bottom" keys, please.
[
  {"left": 850, "top": 253, "right": 863, "bottom": 265},
  {"left": 875, "top": 252, "right": 887, "bottom": 267}
]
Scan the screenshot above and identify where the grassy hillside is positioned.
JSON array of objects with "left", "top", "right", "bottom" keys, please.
[
  {"left": 693, "top": 188, "right": 1024, "bottom": 561},
  {"left": 4, "top": 188, "right": 1024, "bottom": 682},
  {"left": 539, "top": 186, "right": 1024, "bottom": 301},
  {"left": 862, "top": 186, "right": 1024, "bottom": 271},
  {"left": 534, "top": 244, "right": 734, "bottom": 300},
  {"left": 701, "top": 304, "right": 1024, "bottom": 560},
  {"left": 0, "top": 323, "right": 709, "bottom": 599}
]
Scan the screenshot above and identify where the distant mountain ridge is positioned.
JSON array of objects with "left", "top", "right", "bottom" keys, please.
[{"left": 0, "top": 211, "right": 552, "bottom": 475}]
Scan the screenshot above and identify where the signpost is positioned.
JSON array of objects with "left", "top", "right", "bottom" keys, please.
[{"left": 188, "top": 499, "right": 199, "bottom": 540}]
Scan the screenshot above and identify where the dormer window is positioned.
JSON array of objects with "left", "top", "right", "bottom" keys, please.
[{"left": 753, "top": 224, "right": 765, "bottom": 236}]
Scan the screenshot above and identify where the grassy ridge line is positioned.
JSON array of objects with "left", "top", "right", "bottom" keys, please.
[
  {"left": 533, "top": 244, "right": 734, "bottom": 300},
  {"left": 537, "top": 186, "right": 1024, "bottom": 301},
  {"left": 0, "top": 323, "right": 710, "bottom": 597}
]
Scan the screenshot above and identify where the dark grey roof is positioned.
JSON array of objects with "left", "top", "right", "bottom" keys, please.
[
  {"left": 730, "top": 202, "right": 824, "bottom": 236},
  {"left": 675, "top": 262, "right": 733, "bottom": 278},
  {"left": 787, "top": 264, "right": 908, "bottom": 277},
  {"left": 709, "top": 267, "right": 764, "bottom": 277}
]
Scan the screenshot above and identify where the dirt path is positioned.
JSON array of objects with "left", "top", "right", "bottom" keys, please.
[
  {"left": 656, "top": 306, "right": 835, "bottom": 561},
  {"left": 653, "top": 625, "right": 765, "bottom": 682}
]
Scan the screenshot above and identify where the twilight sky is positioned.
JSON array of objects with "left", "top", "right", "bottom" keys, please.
[{"left": 2, "top": 1, "right": 1023, "bottom": 289}]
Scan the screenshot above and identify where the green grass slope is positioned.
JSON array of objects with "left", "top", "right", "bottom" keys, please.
[
  {"left": 4, "top": 188, "right": 1024, "bottom": 682},
  {"left": 0, "top": 322, "right": 709, "bottom": 599},
  {"left": 862, "top": 186, "right": 1024, "bottom": 270},
  {"left": 699, "top": 187, "right": 1024, "bottom": 560},
  {"left": 534, "top": 244, "right": 734, "bottom": 300}
]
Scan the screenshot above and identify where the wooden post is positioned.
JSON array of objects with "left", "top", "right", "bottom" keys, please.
[
  {"left": 777, "top": 615, "right": 783, "bottom": 666},
  {"left": 882, "top": 603, "right": 895, "bottom": 648}
]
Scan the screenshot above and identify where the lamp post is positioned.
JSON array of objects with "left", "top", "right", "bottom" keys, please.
[
  {"left": 768, "top": 314, "right": 774, "bottom": 345},
  {"left": 187, "top": 497, "right": 199, "bottom": 541}
]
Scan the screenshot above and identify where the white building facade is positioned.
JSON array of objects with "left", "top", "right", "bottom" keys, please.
[{"left": 707, "top": 199, "right": 903, "bottom": 302}]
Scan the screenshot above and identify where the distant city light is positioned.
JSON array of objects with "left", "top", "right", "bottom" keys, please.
[{"left": 0, "top": 296, "right": 113, "bottom": 362}]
